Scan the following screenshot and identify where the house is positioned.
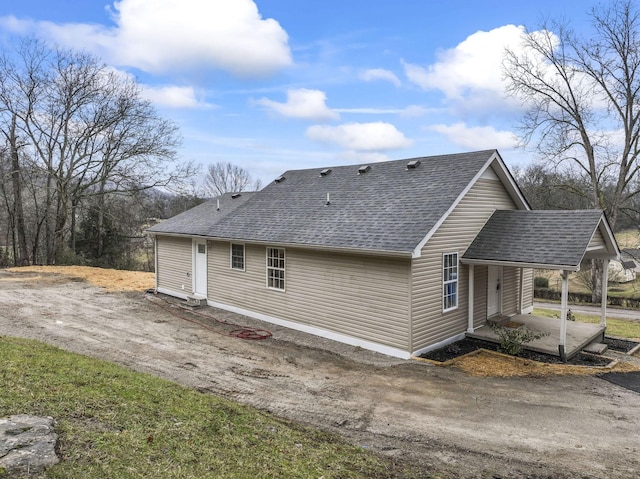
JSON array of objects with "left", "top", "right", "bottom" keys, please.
[
  {"left": 147, "top": 150, "right": 619, "bottom": 359},
  {"left": 608, "top": 248, "right": 639, "bottom": 283}
]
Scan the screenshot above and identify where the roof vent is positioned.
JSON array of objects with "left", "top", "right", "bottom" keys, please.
[
  {"left": 320, "top": 168, "right": 332, "bottom": 177},
  {"left": 358, "top": 165, "right": 371, "bottom": 174},
  {"left": 406, "top": 160, "right": 421, "bottom": 169},
  {"left": 231, "top": 193, "right": 241, "bottom": 199},
  {"left": 274, "top": 175, "right": 286, "bottom": 183}
]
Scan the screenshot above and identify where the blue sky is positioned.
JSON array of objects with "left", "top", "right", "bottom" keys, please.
[{"left": 0, "top": 0, "right": 595, "bottom": 185}]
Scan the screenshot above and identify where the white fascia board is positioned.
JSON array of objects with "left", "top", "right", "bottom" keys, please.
[
  {"left": 599, "top": 214, "right": 621, "bottom": 258},
  {"left": 412, "top": 151, "right": 529, "bottom": 259},
  {"left": 461, "top": 258, "right": 580, "bottom": 272}
]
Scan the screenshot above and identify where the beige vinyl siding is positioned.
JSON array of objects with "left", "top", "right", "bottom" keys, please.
[
  {"left": 208, "top": 242, "right": 412, "bottom": 350},
  {"left": 473, "top": 265, "right": 487, "bottom": 327},
  {"left": 521, "top": 268, "right": 534, "bottom": 310},
  {"left": 502, "top": 266, "right": 519, "bottom": 315},
  {"left": 411, "top": 176, "right": 518, "bottom": 351},
  {"left": 156, "top": 236, "right": 193, "bottom": 294},
  {"left": 588, "top": 229, "right": 606, "bottom": 249}
]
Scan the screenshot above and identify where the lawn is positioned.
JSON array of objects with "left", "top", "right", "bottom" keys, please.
[
  {"left": 0, "top": 336, "right": 426, "bottom": 479},
  {"left": 533, "top": 307, "right": 640, "bottom": 340}
]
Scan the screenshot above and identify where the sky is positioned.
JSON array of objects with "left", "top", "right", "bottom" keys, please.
[{"left": 0, "top": 0, "right": 597, "bottom": 186}]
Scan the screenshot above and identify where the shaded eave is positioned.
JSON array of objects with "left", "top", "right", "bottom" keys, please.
[{"left": 411, "top": 151, "right": 530, "bottom": 258}]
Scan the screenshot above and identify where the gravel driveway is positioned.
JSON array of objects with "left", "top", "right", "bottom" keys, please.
[{"left": 1, "top": 270, "right": 639, "bottom": 478}]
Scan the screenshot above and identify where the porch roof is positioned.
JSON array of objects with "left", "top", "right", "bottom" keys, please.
[{"left": 462, "top": 210, "right": 619, "bottom": 271}]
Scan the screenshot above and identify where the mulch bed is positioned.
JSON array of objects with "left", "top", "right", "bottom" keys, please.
[
  {"left": 420, "top": 337, "right": 612, "bottom": 366},
  {"left": 603, "top": 336, "right": 640, "bottom": 353}
]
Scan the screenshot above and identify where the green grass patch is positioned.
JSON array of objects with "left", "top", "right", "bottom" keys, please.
[
  {"left": 0, "top": 336, "right": 428, "bottom": 479},
  {"left": 533, "top": 308, "right": 640, "bottom": 339}
]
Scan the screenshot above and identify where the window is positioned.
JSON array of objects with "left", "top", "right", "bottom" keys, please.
[
  {"left": 266, "top": 247, "right": 285, "bottom": 290},
  {"left": 443, "top": 252, "right": 458, "bottom": 311},
  {"left": 231, "top": 244, "right": 245, "bottom": 270}
]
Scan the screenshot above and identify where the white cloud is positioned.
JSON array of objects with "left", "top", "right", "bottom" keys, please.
[
  {"left": 427, "top": 122, "right": 519, "bottom": 149},
  {"left": 403, "top": 24, "right": 529, "bottom": 100},
  {"left": 1, "top": 0, "right": 292, "bottom": 77},
  {"left": 256, "top": 89, "right": 339, "bottom": 121},
  {"left": 334, "top": 105, "right": 431, "bottom": 117},
  {"left": 141, "top": 85, "right": 214, "bottom": 109},
  {"left": 359, "top": 68, "right": 401, "bottom": 87},
  {"left": 306, "top": 122, "right": 413, "bottom": 151}
]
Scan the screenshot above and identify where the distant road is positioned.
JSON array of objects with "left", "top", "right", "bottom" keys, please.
[{"left": 533, "top": 301, "right": 640, "bottom": 321}]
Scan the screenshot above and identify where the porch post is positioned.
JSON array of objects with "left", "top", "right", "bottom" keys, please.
[
  {"left": 601, "top": 260, "right": 609, "bottom": 327},
  {"left": 559, "top": 270, "right": 569, "bottom": 361},
  {"left": 468, "top": 264, "right": 475, "bottom": 332}
]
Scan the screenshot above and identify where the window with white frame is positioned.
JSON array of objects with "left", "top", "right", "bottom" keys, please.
[
  {"left": 230, "top": 244, "right": 245, "bottom": 270},
  {"left": 266, "top": 247, "right": 285, "bottom": 290},
  {"left": 443, "top": 252, "right": 458, "bottom": 311}
]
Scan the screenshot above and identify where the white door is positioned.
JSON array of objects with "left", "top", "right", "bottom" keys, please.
[
  {"left": 193, "top": 240, "right": 207, "bottom": 297},
  {"left": 487, "top": 265, "right": 502, "bottom": 318}
]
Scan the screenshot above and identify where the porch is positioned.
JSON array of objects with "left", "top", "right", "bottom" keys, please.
[
  {"left": 467, "top": 314, "right": 605, "bottom": 358},
  {"left": 461, "top": 209, "right": 619, "bottom": 361}
]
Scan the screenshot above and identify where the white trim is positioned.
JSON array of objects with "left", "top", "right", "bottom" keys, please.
[
  {"left": 230, "top": 243, "right": 246, "bottom": 271},
  {"left": 157, "top": 287, "right": 189, "bottom": 300},
  {"left": 154, "top": 237, "right": 159, "bottom": 291},
  {"left": 521, "top": 304, "right": 534, "bottom": 315},
  {"left": 412, "top": 151, "right": 530, "bottom": 258},
  {"left": 468, "top": 264, "right": 475, "bottom": 332},
  {"left": 206, "top": 299, "right": 412, "bottom": 359},
  {"left": 411, "top": 332, "right": 466, "bottom": 358},
  {"left": 601, "top": 260, "right": 609, "bottom": 327},
  {"left": 442, "top": 252, "right": 459, "bottom": 312},
  {"left": 266, "top": 246, "right": 286, "bottom": 291},
  {"left": 462, "top": 258, "right": 581, "bottom": 272},
  {"left": 487, "top": 265, "right": 502, "bottom": 318},
  {"left": 192, "top": 239, "right": 208, "bottom": 297}
]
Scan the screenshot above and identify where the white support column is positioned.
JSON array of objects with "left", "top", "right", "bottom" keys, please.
[
  {"left": 601, "top": 260, "right": 609, "bottom": 327},
  {"left": 559, "top": 270, "right": 569, "bottom": 361},
  {"left": 468, "top": 264, "right": 475, "bottom": 333}
]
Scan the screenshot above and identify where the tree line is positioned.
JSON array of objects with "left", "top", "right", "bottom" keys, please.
[{"left": 0, "top": 38, "right": 261, "bottom": 270}]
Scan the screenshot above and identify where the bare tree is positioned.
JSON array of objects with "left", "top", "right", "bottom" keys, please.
[
  {"left": 203, "top": 161, "right": 261, "bottom": 197},
  {"left": 503, "top": 0, "right": 640, "bottom": 300},
  {"left": 0, "top": 38, "right": 191, "bottom": 264}
]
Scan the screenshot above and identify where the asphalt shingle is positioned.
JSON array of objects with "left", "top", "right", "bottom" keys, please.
[
  {"left": 200, "top": 150, "right": 499, "bottom": 253},
  {"left": 147, "top": 191, "right": 256, "bottom": 236},
  {"left": 462, "top": 209, "right": 606, "bottom": 268}
]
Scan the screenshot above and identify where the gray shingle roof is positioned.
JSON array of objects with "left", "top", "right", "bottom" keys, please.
[
  {"left": 195, "top": 150, "right": 500, "bottom": 253},
  {"left": 462, "top": 210, "right": 607, "bottom": 268},
  {"left": 147, "top": 192, "right": 256, "bottom": 236}
]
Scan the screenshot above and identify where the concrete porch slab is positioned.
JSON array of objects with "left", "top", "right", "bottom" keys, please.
[{"left": 468, "top": 314, "right": 605, "bottom": 358}]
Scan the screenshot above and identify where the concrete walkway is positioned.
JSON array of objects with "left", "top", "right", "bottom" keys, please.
[{"left": 534, "top": 301, "right": 640, "bottom": 321}]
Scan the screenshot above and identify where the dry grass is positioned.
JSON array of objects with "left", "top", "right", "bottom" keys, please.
[
  {"left": 7, "top": 265, "right": 154, "bottom": 292},
  {"left": 448, "top": 349, "right": 640, "bottom": 378}
]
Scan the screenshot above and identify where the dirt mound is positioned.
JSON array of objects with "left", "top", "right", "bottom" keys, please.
[{"left": 7, "top": 266, "right": 154, "bottom": 292}]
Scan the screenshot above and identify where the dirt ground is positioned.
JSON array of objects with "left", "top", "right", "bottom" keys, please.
[{"left": 1, "top": 268, "right": 640, "bottom": 478}]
